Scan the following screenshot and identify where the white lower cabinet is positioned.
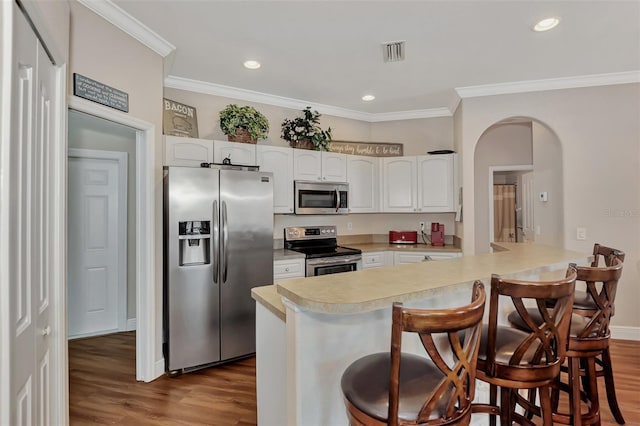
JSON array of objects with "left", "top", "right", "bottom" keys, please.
[
  {"left": 393, "top": 251, "right": 462, "bottom": 265},
  {"left": 274, "top": 258, "right": 305, "bottom": 281},
  {"left": 361, "top": 251, "right": 392, "bottom": 269}
]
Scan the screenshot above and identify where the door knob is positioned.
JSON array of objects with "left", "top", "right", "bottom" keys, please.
[{"left": 42, "top": 326, "right": 51, "bottom": 336}]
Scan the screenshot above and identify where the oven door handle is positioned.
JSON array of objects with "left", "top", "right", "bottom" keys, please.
[
  {"left": 335, "top": 189, "right": 340, "bottom": 213},
  {"left": 306, "top": 255, "right": 362, "bottom": 266}
]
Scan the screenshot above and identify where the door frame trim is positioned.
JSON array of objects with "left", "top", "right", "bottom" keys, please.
[
  {"left": 68, "top": 96, "right": 157, "bottom": 382},
  {"left": 488, "top": 164, "right": 533, "bottom": 247},
  {"left": 68, "top": 148, "right": 128, "bottom": 337}
]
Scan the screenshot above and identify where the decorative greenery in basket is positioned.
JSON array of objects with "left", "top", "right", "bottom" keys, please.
[
  {"left": 281, "top": 107, "right": 332, "bottom": 151},
  {"left": 219, "top": 104, "right": 269, "bottom": 144}
]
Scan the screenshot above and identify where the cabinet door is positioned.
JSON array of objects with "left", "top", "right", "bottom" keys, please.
[
  {"left": 257, "top": 145, "right": 294, "bottom": 214},
  {"left": 213, "top": 140, "right": 256, "bottom": 166},
  {"left": 321, "top": 151, "right": 347, "bottom": 182},
  {"left": 164, "top": 135, "right": 213, "bottom": 167},
  {"left": 393, "top": 252, "right": 430, "bottom": 264},
  {"left": 347, "top": 155, "right": 380, "bottom": 212},
  {"left": 417, "top": 154, "right": 455, "bottom": 212},
  {"left": 274, "top": 259, "right": 305, "bottom": 281},
  {"left": 293, "top": 149, "right": 322, "bottom": 181},
  {"left": 362, "top": 252, "right": 387, "bottom": 269},
  {"left": 382, "top": 157, "right": 417, "bottom": 212}
]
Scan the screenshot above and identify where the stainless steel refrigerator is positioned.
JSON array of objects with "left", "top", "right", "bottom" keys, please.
[{"left": 163, "top": 165, "right": 273, "bottom": 373}]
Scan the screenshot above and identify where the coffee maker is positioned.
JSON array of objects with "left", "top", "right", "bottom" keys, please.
[{"left": 431, "top": 223, "right": 445, "bottom": 246}]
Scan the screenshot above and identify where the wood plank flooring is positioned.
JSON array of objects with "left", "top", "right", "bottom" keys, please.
[{"left": 69, "top": 332, "right": 640, "bottom": 425}]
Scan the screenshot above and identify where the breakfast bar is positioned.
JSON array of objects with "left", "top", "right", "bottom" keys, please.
[{"left": 251, "top": 243, "right": 592, "bottom": 426}]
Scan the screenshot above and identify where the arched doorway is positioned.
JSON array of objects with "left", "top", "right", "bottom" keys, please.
[{"left": 473, "top": 117, "right": 564, "bottom": 254}]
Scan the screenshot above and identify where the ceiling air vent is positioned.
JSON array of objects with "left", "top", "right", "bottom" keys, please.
[{"left": 382, "top": 41, "right": 405, "bottom": 62}]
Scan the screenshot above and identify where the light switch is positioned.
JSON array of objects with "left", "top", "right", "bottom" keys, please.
[{"left": 576, "top": 227, "right": 587, "bottom": 241}]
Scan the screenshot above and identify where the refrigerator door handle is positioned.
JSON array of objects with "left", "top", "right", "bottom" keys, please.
[
  {"left": 221, "top": 200, "right": 229, "bottom": 283},
  {"left": 213, "top": 200, "right": 219, "bottom": 283}
]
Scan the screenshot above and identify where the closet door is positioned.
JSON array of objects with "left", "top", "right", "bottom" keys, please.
[{"left": 6, "top": 6, "right": 57, "bottom": 425}]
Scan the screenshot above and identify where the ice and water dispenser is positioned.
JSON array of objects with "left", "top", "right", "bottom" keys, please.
[{"left": 178, "top": 221, "right": 211, "bottom": 266}]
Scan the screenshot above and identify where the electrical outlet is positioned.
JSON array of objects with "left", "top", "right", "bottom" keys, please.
[
  {"left": 347, "top": 222, "right": 353, "bottom": 231},
  {"left": 419, "top": 222, "right": 425, "bottom": 232}
]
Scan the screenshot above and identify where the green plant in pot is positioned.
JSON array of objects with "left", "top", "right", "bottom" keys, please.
[
  {"left": 281, "top": 107, "right": 332, "bottom": 151},
  {"left": 219, "top": 104, "right": 269, "bottom": 144}
]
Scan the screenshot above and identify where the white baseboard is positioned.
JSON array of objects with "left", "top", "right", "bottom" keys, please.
[
  {"left": 126, "top": 318, "right": 137, "bottom": 331},
  {"left": 610, "top": 325, "right": 640, "bottom": 341},
  {"left": 154, "top": 358, "right": 166, "bottom": 380}
]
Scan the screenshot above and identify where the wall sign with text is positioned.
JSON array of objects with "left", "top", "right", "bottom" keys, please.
[
  {"left": 73, "top": 73, "right": 129, "bottom": 112},
  {"left": 163, "top": 98, "right": 199, "bottom": 138},
  {"left": 329, "top": 141, "right": 403, "bottom": 157}
]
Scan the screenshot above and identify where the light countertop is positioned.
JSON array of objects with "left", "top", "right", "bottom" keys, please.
[
  {"left": 346, "top": 242, "right": 461, "bottom": 253},
  {"left": 256, "top": 243, "right": 591, "bottom": 318}
]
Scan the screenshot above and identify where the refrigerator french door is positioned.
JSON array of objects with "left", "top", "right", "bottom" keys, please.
[{"left": 163, "top": 166, "right": 273, "bottom": 373}]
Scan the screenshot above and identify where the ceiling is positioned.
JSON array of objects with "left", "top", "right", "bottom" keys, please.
[{"left": 107, "top": 0, "right": 640, "bottom": 117}]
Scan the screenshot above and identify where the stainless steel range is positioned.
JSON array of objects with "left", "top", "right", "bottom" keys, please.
[{"left": 284, "top": 226, "right": 362, "bottom": 277}]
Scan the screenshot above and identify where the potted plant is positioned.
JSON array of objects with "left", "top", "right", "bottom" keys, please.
[
  {"left": 219, "top": 104, "right": 269, "bottom": 144},
  {"left": 281, "top": 107, "right": 332, "bottom": 150}
]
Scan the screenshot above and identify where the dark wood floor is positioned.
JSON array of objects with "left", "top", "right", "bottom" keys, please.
[{"left": 69, "top": 332, "right": 640, "bottom": 425}]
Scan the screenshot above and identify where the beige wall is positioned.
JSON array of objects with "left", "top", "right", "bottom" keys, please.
[
  {"left": 459, "top": 83, "right": 640, "bottom": 329},
  {"left": 532, "top": 122, "right": 564, "bottom": 247},
  {"left": 163, "top": 88, "right": 455, "bottom": 156},
  {"left": 69, "top": 1, "right": 165, "bottom": 360},
  {"left": 473, "top": 122, "right": 533, "bottom": 253},
  {"left": 68, "top": 110, "right": 138, "bottom": 321}
]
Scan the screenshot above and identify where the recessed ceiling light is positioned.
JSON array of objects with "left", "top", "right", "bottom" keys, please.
[
  {"left": 362, "top": 95, "right": 375, "bottom": 101},
  {"left": 243, "top": 60, "right": 261, "bottom": 69},
  {"left": 533, "top": 17, "right": 560, "bottom": 32}
]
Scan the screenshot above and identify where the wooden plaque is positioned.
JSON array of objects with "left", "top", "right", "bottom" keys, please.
[
  {"left": 163, "top": 98, "right": 199, "bottom": 138},
  {"left": 328, "top": 140, "right": 403, "bottom": 157}
]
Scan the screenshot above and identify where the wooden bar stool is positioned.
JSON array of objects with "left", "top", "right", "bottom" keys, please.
[
  {"left": 472, "top": 267, "right": 576, "bottom": 426},
  {"left": 579, "top": 244, "right": 626, "bottom": 424},
  {"left": 509, "top": 258, "right": 624, "bottom": 426},
  {"left": 340, "top": 282, "right": 486, "bottom": 426}
]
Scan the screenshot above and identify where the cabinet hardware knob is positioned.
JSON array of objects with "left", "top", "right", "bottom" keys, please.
[
  {"left": 42, "top": 326, "right": 51, "bottom": 336},
  {"left": 285, "top": 268, "right": 290, "bottom": 272}
]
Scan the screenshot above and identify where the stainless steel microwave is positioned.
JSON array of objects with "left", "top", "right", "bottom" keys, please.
[{"left": 294, "top": 181, "right": 349, "bottom": 215}]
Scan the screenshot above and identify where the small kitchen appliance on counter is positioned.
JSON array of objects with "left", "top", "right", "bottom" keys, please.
[
  {"left": 389, "top": 230, "right": 418, "bottom": 244},
  {"left": 431, "top": 223, "right": 445, "bottom": 246}
]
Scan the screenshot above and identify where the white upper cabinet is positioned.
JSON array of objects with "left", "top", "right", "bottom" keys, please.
[
  {"left": 381, "top": 156, "right": 418, "bottom": 212},
  {"left": 293, "top": 150, "right": 347, "bottom": 182},
  {"left": 164, "top": 135, "right": 213, "bottom": 167},
  {"left": 321, "top": 151, "right": 348, "bottom": 182},
  {"left": 382, "top": 153, "right": 456, "bottom": 213},
  {"left": 347, "top": 155, "right": 381, "bottom": 213},
  {"left": 257, "top": 145, "right": 294, "bottom": 214},
  {"left": 213, "top": 139, "right": 257, "bottom": 166},
  {"left": 417, "top": 154, "right": 456, "bottom": 212}
]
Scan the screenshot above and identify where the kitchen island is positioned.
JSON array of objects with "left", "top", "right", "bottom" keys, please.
[{"left": 252, "top": 243, "right": 591, "bottom": 426}]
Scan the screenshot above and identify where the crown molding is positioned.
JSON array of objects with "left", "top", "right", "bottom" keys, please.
[
  {"left": 455, "top": 71, "right": 640, "bottom": 98},
  {"left": 164, "top": 75, "right": 452, "bottom": 122},
  {"left": 77, "top": 0, "right": 175, "bottom": 57}
]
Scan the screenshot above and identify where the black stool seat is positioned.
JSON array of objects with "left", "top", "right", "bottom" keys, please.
[{"left": 341, "top": 353, "right": 448, "bottom": 422}]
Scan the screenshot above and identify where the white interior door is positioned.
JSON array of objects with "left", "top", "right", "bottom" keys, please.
[
  {"left": 5, "top": 5, "right": 59, "bottom": 424},
  {"left": 521, "top": 171, "right": 535, "bottom": 241},
  {"left": 67, "top": 151, "right": 127, "bottom": 338}
]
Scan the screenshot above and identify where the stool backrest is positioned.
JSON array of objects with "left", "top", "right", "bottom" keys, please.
[
  {"left": 570, "top": 258, "right": 623, "bottom": 340},
  {"left": 592, "top": 243, "right": 625, "bottom": 267},
  {"left": 484, "top": 267, "right": 576, "bottom": 381},
  {"left": 388, "top": 281, "right": 486, "bottom": 426}
]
